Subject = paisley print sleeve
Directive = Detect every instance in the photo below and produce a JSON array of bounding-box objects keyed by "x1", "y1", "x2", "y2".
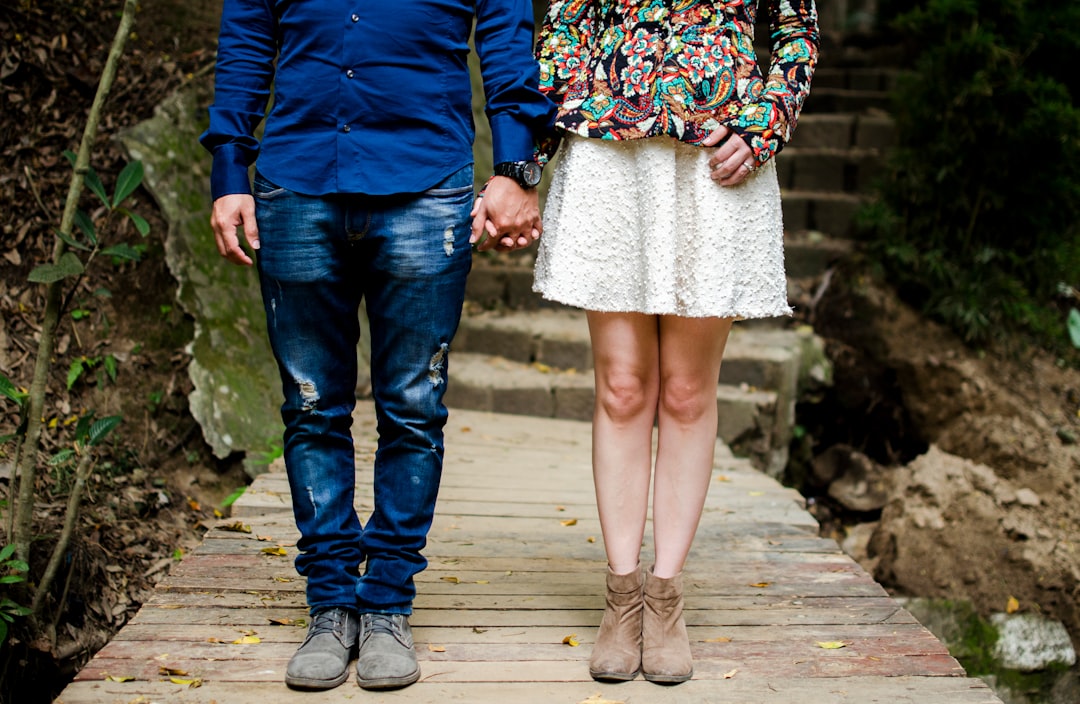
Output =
[{"x1": 724, "y1": 0, "x2": 819, "y2": 165}]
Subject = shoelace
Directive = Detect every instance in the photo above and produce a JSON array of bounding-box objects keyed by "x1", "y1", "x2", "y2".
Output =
[
  {"x1": 307, "y1": 610, "x2": 347, "y2": 640},
  {"x1": 364, "y1": 614, "x2": 399, "y2": 638}
]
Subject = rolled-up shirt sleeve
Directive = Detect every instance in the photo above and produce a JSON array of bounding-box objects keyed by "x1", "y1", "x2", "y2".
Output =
[
  {"x1": 199, "y1": 0, "x2": 277, "y2": 200},
  {"x1": 475, "y1": 0, "x2": 557, "y2": 165}
]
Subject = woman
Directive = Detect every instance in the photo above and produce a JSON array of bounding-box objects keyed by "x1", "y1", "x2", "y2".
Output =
[{"x1": 533, "y1": 0, "x2": 819, "y2": 684}]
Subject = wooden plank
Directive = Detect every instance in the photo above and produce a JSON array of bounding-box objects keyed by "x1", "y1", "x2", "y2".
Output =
[
  {"x1": 56, "y1": 677, "x2": 1005, "y2": 704},
  {"x1": 130, "y1": 600, "x2": 915, "y2": 626},
  {"x1": 110, "y1": 622, "x2": 946, "y2": 647},
  {"x1": 56, "y1": 402, "x2": 1001, "y2": 704},
  {"x1": 74, "y1": 652, "x2": 966, "y2": 683}
]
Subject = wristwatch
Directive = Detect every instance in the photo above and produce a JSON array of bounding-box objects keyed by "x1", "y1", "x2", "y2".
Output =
[{"x1": 493, "y1": 160, "x2": 542, "y2": 189}]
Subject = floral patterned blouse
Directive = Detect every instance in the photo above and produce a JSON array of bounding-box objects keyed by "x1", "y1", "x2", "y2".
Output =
[{"x1": 536, "y1": 0, "x2": 820, "y2": 165}]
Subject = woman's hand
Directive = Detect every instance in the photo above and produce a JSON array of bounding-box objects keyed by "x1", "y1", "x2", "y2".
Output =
[{"x1": 703, "y1": 126, "x2": 757, "y2": 187}]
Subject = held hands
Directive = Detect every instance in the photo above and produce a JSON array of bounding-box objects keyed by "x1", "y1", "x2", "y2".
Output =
[
  {"x1": 211, "y1": 193, "x2": 259, "y2": 266},
  {"x1": 704, "y1": 127, "x2": 757, "y2": 187},
  {"x1": 469, "y1": 176, "x2": 542, "y2": 253}
]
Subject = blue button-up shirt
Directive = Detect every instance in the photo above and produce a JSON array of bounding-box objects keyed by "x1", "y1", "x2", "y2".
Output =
[{"x1": 200, "y1": 0, "x2": 556, "y2": 199}]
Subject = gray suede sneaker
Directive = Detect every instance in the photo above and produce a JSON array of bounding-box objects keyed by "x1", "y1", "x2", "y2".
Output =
[
  {"x1": 355, "y1": 613, "x2": 421, "y2": 690},
  {"x1": 285, "y1": 607, "x2": 359, "y2": 690}
]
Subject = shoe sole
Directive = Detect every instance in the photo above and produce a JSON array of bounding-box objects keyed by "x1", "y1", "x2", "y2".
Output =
[
  {"x1": 356, "y1": 666, "x2": 421, "y2": 690},
  {"x1": 589, "y1": 669, "x2": 640, "y2": 682},
  {"x1": 285, "y1": 670, "x2": 351, "y2": 690},
  {"x1": 643, "y1": 670, "x2": 693, "y2": 684}
]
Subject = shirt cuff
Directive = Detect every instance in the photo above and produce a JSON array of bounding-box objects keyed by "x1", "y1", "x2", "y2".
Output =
[
  {"x1": 209, "y1": 144, "x2": 255, "y2": 201},
  {"x1": 489, "y1": 113, "x2": 538, "y2": 165}
]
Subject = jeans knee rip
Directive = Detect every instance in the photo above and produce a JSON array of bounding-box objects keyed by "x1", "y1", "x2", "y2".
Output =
[
  {"x1": 427, "y1": 344, "x2": 448, "y2": 386},
  {"x1": 442, "y1": 226, "x2": 454, "y2": 256},
  {"x1": 295, "y1": 378, "x2": 319, "y2": 411}
]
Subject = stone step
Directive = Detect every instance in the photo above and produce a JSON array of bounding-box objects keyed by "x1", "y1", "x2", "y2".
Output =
[
  {"x1": 454, "y1": 305, "x2": 832, "y2": 478},
  {"x1": 784, "y1": 231, "x2": 855, "y2": 279},
  {"x1": 776, "y1": 146, "x2": 883, "y2": 194},
  {"x1": 804, "y1": 87, "x2": 892, "y2": 114},
  {"x1": 443, "y1": 351, "x2": 786, "y2": 472},
  {"x1": 810, "y1": 66, "x2": 901, "y2": 92},
  {"x1": 455, "y1": 310, "x2": 821, "y2": 392},
  {"x1": 787, "y1": 113, "x2": 896, "y2": 151},
  {"x1": 780, "y1": 190, "x2": 865, "y2": 239}
]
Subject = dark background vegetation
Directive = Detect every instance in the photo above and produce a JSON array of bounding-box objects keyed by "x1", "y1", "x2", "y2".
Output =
[{"x1": 866, "y1": 0, "x2": 1080, "y2": 353}]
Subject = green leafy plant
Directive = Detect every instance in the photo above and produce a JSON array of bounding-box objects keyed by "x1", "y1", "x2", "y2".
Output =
[
  {"x1": 0, "y1": 545, "x2": 32, "y2": 647},
  {"x1": 863, "y1": 0, "x2": 1080, "y2": 351},
  {"x1": 3, "y1": 0, "x2": 140, "y2": 657}
]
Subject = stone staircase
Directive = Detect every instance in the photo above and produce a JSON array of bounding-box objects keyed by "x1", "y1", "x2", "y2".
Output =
[{"x1": 447, "y1": 55, "x2": 897, "y2": 481}]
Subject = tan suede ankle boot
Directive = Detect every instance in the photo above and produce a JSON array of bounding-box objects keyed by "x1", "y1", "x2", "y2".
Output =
[
  {"x1": 641, "y1": 568, "x2": 692, "y2": 683},
  {"x1": 588, "y1": 565, "x2": 644, "y2": 681}
]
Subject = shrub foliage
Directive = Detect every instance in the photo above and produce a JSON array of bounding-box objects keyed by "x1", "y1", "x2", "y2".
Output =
[{"x1": 864, "y1": 0, "x2": 1080, "y2": 349}]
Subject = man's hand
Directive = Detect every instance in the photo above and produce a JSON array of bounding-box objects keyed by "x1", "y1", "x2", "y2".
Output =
[
  {"x1": 469, "y1": 176, "x2": 542, "y2": 253},
  {"x1": 704, "y1": 127, "x2": 757, "y2": 187},
  {"x1": 211, "y1": 193, "x2": 259, "y2": 266}
]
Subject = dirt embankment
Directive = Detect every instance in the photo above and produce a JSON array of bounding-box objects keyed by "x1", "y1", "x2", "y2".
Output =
[{"x1": 807, "y1": 270, "x2": 1080, "y2": 647}]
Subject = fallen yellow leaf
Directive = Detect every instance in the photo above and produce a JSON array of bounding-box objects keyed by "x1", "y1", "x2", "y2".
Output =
[
  {"x1": 268, "y1": 617, "x2": 295, "y2": 626},
  {"x1": 715, "y1": 475, "x2": 731, "y2": 482},
  {"x1": 273, "y1": 576, "x2": 294, "y2": 583},
  {"x1": 749, "y1": 491, "x2": 765, "y2": 497},
  {"x1": 475, "y1": 580, "x2": 490, "y2": 584},
  {"x1": 427, "y1": 644, "x2": 446, "y2": 652},
  {"x1": 219, "y1": 522, "x2": 252, "y2": 533},
  {"x1": 440, "y1": 576, "x2": 461, "y2": 584},
  {"x1": 816, "y1": 641, "x2": 849, "y2": 649},
  {"x1": 748, "y1": 581, "x2": 771, "y2": 588},
  {"x1": 577, "y1": 695, "x2": 625, "y2": 704},
  {"x1": 704, "y1": 636, "x2": 733, "y2": 643},
  {"x1": 722, "y1": 668, "x2": 739, "y2": 679},
  {"x1": 1006, "y1": 596, "x2": 1020, "y2": 614},
  {"x1": 168, "y1": 677, "x2": 202, "y2": 688},
  {"x1": 577, "y1": 694, "x2": 626, "y2": 704},
  {"x1": 562, "y1": 634, "x2": 580, "y2": 647},
  {"x1": 104, "y1": 675, "x2": 135, "y2": 682},
  {"x1": 158, "y1": 667, "x2": 188, "y2": 676},
  {"x1": 532, "y1": 362, "x2": 552, "y2": 373},
  {"x1": 460, "y1": 426, "x2": 471, "y2": 432},
  {"x1": 587, "y1": 536, "x2": 596, "y2": 543},
  {"x1": 560, "y1": 518, "x2": 578, "y2": 526},
  {"x1": 261, "y1": 546, "x2": 287, "y2": 556},
  {"x1": 232, "y1": 635, "x2": 261, "y2": 644},
  {"x1": 556, "y1": 506, "x2": 566, "y2": 511}
]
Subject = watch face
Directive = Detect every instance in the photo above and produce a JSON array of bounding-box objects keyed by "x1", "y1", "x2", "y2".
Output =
[{"x1": 523, "y1": 161, "x2": 542, "y2": 187}]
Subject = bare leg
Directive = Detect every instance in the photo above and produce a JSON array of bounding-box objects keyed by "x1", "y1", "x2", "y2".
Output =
[
  {"x1": 651, "y1": 316, "x2": 733, "y2": 578},
  {"x1": 586, "y1": 311, "x2": 661, "y2": 575}
]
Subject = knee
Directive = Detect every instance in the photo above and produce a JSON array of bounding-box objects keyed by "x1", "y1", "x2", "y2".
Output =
[
  {"x1": 596, "y1": 369, "x2": 654, "y2": 424},
  {"x1": 659, "y1": 377, "x2": 714, "y2": 425}
]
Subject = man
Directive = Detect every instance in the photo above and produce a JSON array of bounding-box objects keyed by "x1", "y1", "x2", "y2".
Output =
[{"x1": 200, "y1": 0, "x2": 554, "y2": 691}]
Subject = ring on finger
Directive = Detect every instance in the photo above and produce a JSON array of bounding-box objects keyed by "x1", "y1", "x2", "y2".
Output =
[{"x1": 741, "y1": 161, "x2": 754, "y2": 172}]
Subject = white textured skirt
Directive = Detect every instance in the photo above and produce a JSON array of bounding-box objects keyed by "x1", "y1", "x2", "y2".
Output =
[{"x1": 533, "y1": 135, "x2": 791, "y2": 319}]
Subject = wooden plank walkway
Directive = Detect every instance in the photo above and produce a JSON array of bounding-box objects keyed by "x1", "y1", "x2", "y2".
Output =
[{"x1": 57, "y1": 403, "x2": 1002, "y2": 703}]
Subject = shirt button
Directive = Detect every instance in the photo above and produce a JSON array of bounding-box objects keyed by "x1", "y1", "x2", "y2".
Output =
[
  {"x1": 346, "y1": 69, "x2": 355, "y2": 79},
  {"x1": 351, "y1": 13, "x2": 359, "y2": 22},
  {"x1": 343, "y1": 124, "x2": 351, "y2": 133}
]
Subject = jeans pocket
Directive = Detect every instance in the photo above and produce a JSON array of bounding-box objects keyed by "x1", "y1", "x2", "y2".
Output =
[
  {"x1": 422, "y1": 164, "x2": 474, "y2": 198},
  {"x1": 253, "y1": 170, "x2": 289, "y2": 200}
]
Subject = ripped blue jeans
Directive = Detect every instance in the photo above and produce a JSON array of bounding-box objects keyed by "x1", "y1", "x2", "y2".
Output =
[{"x1": 254, "y1": 165, "x2": 473, "y2": 614}]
